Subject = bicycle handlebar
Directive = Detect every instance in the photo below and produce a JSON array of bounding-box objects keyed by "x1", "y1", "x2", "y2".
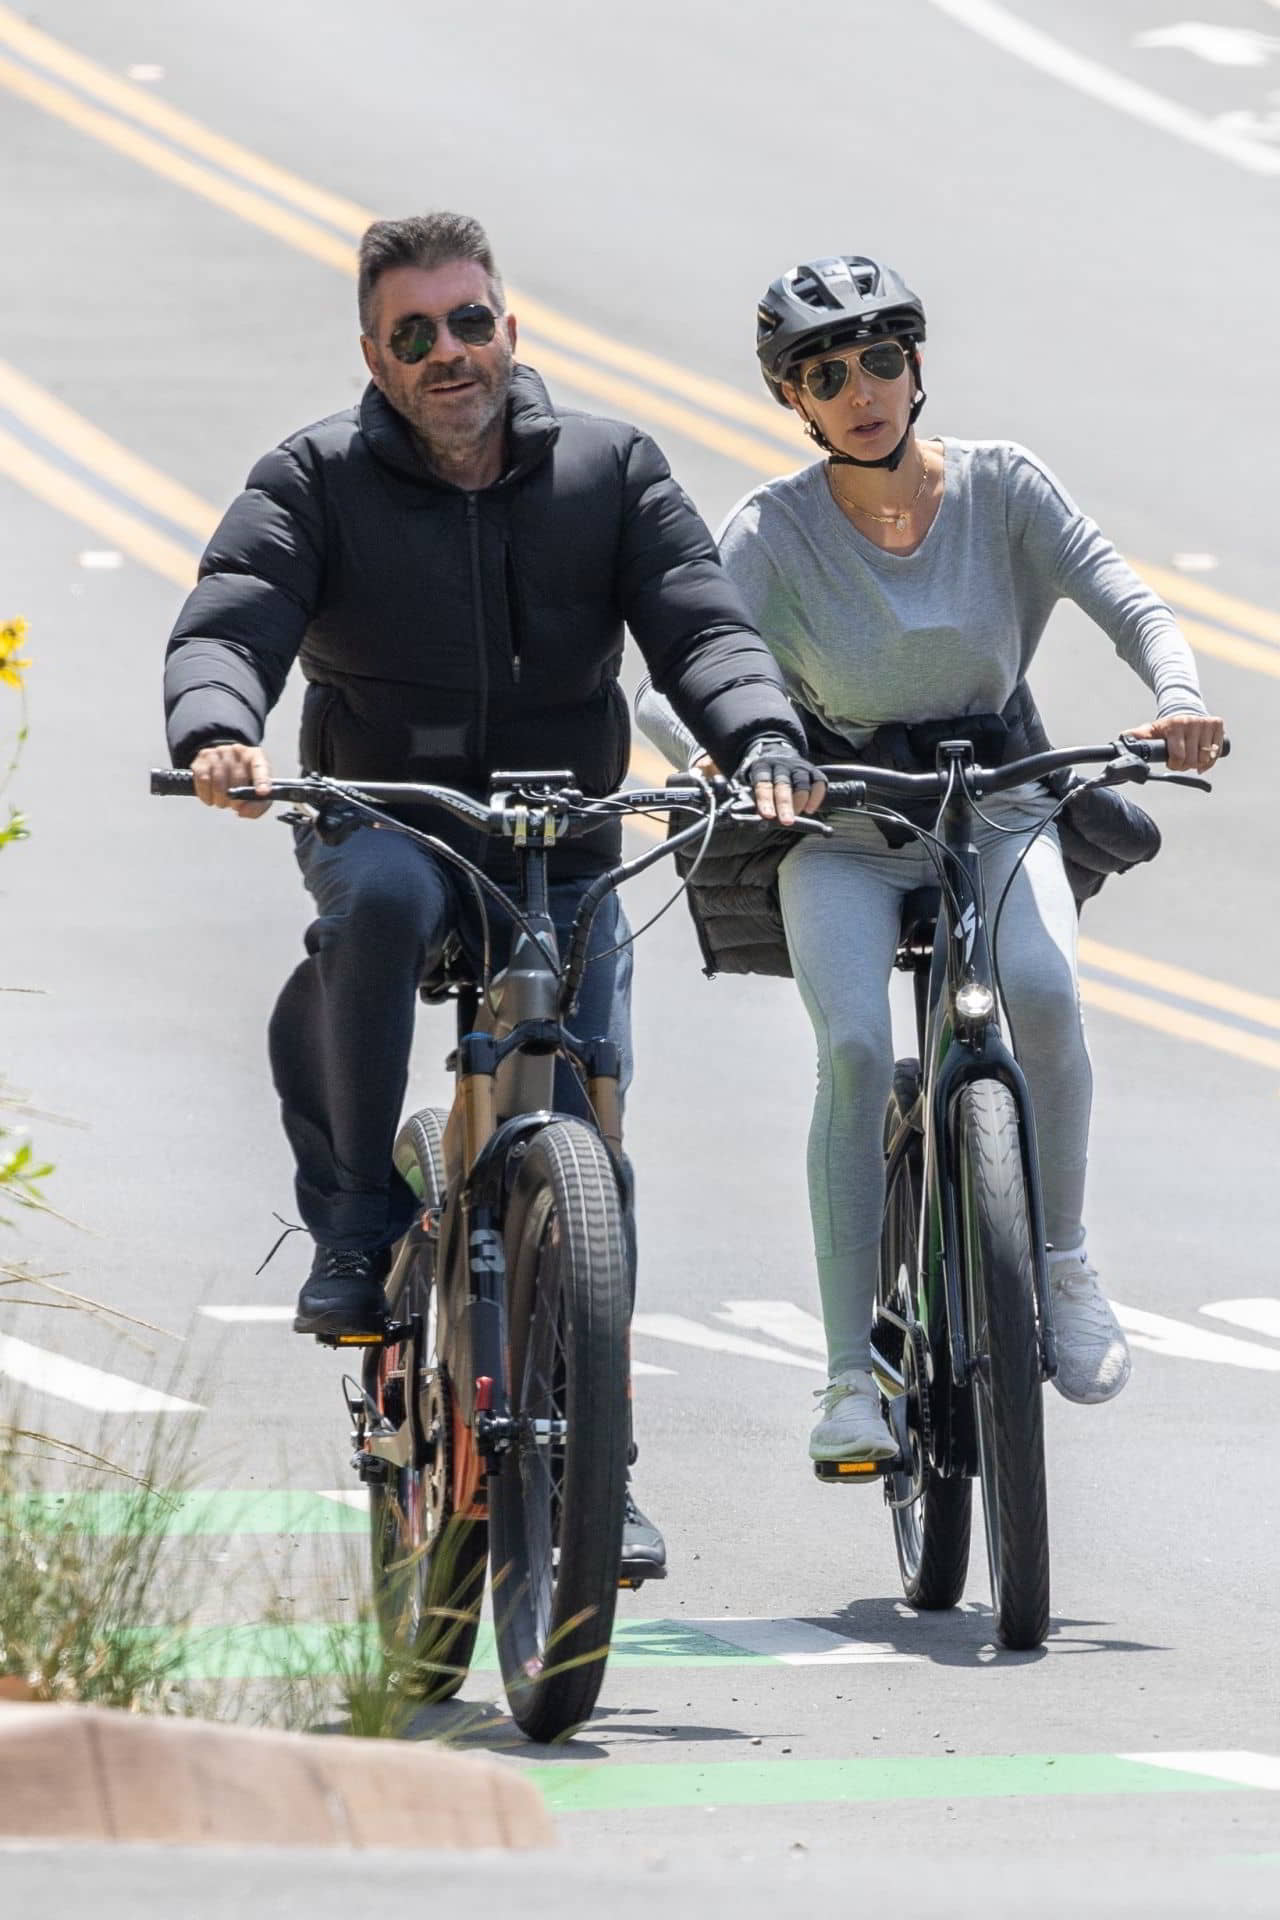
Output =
[{"x1": 152, "y1": 731, "x2": 1229, "y2": 827}]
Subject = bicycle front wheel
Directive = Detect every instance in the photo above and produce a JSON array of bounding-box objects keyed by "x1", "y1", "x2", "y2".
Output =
[
  {"x1": 489, "y1": 1120, "x2": 629, "y2": 1743},
  {"x1": 957, "y1": 1078, "x2": 1050, "y2": 1650}
]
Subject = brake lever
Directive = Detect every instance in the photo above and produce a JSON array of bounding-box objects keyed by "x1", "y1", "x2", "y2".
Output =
[
  {"x1": 1147, "y1": 771, "x2": 1215, "y2": 793},
  {"x1": 724, "y1": 802, "x2": 832, "y2": 836}
]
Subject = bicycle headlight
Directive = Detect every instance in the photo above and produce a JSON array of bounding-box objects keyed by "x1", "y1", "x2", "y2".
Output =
[{"x1": 955, "y1": 982, "x2": 995, "y2": 1023}]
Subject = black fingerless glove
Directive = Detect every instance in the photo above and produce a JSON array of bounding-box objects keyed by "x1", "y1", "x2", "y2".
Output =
[{"x1": 736, "y1": 735, "x2": 825, "y2": 804}]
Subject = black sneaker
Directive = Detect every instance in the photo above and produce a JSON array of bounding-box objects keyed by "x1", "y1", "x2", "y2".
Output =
[
  {"x1": 293, "y1": 1246, "x2": 391, "y2": 1339},
  {"x1": 619, "y1": 1487, "x2": 667, "y2": 1588}
]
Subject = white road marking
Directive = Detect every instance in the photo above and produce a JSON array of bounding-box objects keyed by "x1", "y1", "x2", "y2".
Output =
[
  {"x1": 198, "y1": 1309, "x2": 675, "y2": 1375},
  {"x1": 631, "y1": 1313, "x2": 825, "y2": 1372},
  {"x1": 0, "y1": 1332, "x2": 201, "y2": 1413},
  {"x1": 317, "y1": 1488, "x2": 367, "y2": 1510},
  {"x1": 927, "y1": 0, "x2": 1280, "y2": 175},
  {"x1": 706, "y1": 1616, "x2": 915, "y2": 1666},
  {"x1": 199, "y1": 1304, "x2": 294, "y2": 1322},
  {"x1": 1133, "y1": 26, "x2": 1280, "y2": 70},
  {"x1": 1121, "y1": 1750, "x2": 1280, "y2": 1791},
  {"x1": 716, "y1": 1299, "x2": 827, "y2": 1353},
  {"x1": 1200, "y1": 1298, "x2": 1280, "y2": 1340},
  {"x1": 1113, "y1": 1303, "x2": 1280, "y2": 1372}
]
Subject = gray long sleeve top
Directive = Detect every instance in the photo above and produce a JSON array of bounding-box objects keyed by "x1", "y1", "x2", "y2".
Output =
[{"x1": 636, "y1": 438, "x2": 1207, "y2": 766}]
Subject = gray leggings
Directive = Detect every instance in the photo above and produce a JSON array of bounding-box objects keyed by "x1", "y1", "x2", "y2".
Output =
[{"x1": 778, "y1": 791, "x2": 1092, "y2": 1377}]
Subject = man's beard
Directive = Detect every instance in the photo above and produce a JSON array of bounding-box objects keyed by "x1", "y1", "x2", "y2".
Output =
[{"x1": 397, "y1": 342, "x2": 514, "y2": 462}]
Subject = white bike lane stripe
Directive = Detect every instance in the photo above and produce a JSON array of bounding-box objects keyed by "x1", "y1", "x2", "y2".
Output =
[
  {"x1": 1200, "y1": 1298, "x2": 1280, "y2": 1340},
  {"x1": 927, "y1": 0, "x2": 1280, "y2": 176},
  {"x1": 1119, "y1": 1751, "x2": 1280, "y2": 1792},
  {"x1": 0, "y1": 1332, "x2": 201, "y2": 1412},
  {"x1": 198, "y1": 1297, "x2": 1280, "y2": 1380}
]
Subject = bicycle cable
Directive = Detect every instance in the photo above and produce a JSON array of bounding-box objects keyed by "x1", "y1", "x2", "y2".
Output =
[{"x1": 571, "y1": 773, "x2": 725, "y2": 971}]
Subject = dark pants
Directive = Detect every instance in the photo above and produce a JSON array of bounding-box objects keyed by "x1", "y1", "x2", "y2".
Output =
[{"x1": 269, "y1": 821, "x2": 633, "y2": 1250}]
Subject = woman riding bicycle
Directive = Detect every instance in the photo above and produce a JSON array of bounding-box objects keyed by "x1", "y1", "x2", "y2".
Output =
[{"x1": 638, "y1": 254, "x2": 1224, "y2": 1464}]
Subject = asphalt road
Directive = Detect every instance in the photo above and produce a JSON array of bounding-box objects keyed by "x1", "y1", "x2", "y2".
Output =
[{"x1": 2, "y1": 1, "x2": 1279, "y2": 1910}]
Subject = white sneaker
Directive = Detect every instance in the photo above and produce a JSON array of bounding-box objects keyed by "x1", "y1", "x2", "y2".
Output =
[
  {"x1": 1049, "y1": 1255, "x2": 1131, "y2": 1405},
  {"x1": 809, "y1": 1369, "x2": 897, "y2": 1462}
]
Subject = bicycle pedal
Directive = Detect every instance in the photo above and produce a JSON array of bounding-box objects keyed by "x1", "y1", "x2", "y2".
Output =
[
  {"x1": 813, "y1": 1456, "x2": 901, "y2": 1484},
  {"x1": 310, "y1": 1318, "x2": 409, "y2": 1351}
]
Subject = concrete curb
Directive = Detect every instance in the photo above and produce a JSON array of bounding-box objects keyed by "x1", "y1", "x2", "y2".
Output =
[{"x1": 0, "y1": 1703, "x2": 555, "y2": 1849}]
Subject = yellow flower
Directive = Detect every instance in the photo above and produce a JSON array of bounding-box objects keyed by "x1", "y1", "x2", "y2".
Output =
[{"x1": 0, "y1": 619, "x2": 30, "y2": 690}]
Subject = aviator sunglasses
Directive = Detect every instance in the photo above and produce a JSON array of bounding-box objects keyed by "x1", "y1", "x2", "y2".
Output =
[
  {"x1": 387, "y1": 303, "x2": 498, "y2": 364},
  {"x1": 801, "y1": 339, "x2": 909, "y2": 402}
]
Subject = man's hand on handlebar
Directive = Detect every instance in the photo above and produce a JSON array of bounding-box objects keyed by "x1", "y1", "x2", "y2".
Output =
[
  {"x1": 735, "y1": 736, "x2": 828, "y2": 829},
  {"x1": 1123, "y1": 712, "x2": 1225, "y2": 775},
  {"x1": 190, "y1": 742, "x2": 274, "y2": 818}
]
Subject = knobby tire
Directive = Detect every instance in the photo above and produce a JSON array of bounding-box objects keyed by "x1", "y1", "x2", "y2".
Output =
[{"x1": 490, "y1": 1119, "x2": 629, "y2": 1743}]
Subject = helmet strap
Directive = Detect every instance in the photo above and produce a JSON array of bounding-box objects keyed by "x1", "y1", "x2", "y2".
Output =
[{"x1": 801, "y1": 345, "x2": 927, "y2": 473}]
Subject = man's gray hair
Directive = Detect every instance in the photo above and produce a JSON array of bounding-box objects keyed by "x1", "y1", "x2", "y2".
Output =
[{"x1": 357, "y1": 212, "x2": 505, "y2": 335}]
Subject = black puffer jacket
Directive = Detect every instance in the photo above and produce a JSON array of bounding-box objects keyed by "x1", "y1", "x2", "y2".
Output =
[{"x1": 164, "y1": 366, "x2": 804, "y2": 876}]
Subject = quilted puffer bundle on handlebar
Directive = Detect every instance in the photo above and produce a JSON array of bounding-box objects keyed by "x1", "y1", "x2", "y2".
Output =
[{"x1": 669, "y1": 680, "x2": 1163, "y2": 979}]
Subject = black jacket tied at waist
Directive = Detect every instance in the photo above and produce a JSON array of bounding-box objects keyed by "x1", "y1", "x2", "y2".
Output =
[
  {"x1": 163, "y1": 366, "x2": 805, "y2": 880},
  {"x1": 671, "y1": 682, "x2": 1162, "y2": 978}
]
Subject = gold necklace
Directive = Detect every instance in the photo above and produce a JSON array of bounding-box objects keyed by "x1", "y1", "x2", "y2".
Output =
[{"x1": 831, "y1": 454, "x2": 931, "y2": 532}]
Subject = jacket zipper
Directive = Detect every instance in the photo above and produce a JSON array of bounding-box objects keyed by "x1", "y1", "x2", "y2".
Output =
[
  {"x1": 504, "y1": 542, "x2": 523, "y2": 684},
  {"x1": 465, "y1": 493, "x2": 489, "y2": 759}
]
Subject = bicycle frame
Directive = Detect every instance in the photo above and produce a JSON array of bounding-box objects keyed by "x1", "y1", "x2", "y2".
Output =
[
  {"x1": 374, "y1": 786, "x2": 629, "y2": 1507},
  {"x1": 894, "y1": 742, "x2": 1057, "y2": 1477}
]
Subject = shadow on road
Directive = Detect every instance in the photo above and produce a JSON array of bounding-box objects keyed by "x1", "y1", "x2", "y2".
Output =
[{"x1": 820, "y1": 1597, "x2": 1166, "y2": 1667}]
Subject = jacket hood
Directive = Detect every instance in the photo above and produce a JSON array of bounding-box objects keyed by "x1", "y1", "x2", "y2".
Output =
[{"x1": 357, "y1": 362, "x2": 561, "y2": 488}]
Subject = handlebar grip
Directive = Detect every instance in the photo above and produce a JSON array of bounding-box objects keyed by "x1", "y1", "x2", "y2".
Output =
[
  {"x1": 150, "y1": 769, "x2": 196, "y2": 795},
  {"x1": 1118, "y1": 734, "x2": 1231, "y2": 764}
]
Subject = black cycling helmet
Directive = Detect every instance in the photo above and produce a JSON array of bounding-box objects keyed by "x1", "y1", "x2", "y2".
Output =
[{"x1": 756, "y1": 255, "x2": 927, "y2": 470}]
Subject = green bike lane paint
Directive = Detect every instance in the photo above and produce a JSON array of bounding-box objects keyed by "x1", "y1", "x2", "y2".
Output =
[{"x1": 527, "y1": 1750, "x2": 1280, "y2": 1815}]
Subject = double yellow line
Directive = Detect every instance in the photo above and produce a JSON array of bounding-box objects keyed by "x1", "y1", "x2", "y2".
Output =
[
  {"x1": 11, "y1": 347, "x2": 1278, "y2": 1075},
  {"x1": 3, "y1": 3, "x2": 1279, "y2": 683},
  {"x1": 2, "y1": 7, "x2": 1280, "y2": 1075}
]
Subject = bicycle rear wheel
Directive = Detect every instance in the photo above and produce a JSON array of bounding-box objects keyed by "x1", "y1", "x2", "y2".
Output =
[
  {"x1": 367, "y1": 1108, "x2": 487, "y2": 1698},
  {"x1": 489, "y1": 1120, "x2": 629, "y2": 1743},
  {"x1": 878, "y1": 1059, "x2": 971, "y2": 1610},
  {"x1": 957, "y1": 1078, "x2": 1050, "y2": 1650}
]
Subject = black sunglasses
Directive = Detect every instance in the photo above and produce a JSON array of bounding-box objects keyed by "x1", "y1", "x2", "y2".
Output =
[
  {"x1": 801, "y1": 340, "x2": 908, "y2": 402},
  {"x1": 387, "y1": 303, "x2": 498, "y2": 364}
]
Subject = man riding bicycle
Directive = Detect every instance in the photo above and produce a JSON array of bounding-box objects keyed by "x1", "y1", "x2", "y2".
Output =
[{"x1": 161, "y1": 211, "x2": 824, "y2": 1578}]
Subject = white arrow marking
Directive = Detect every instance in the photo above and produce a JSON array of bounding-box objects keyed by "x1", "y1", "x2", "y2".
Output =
[
  {"x1": 1200, "y1": 1298, "x2": 1280, "y2": 1341},
  {"x1": 707, "y1": 1616, "x2": 915, "y2": 1665},
  {"x1": 631, "y1": 1313, "x2": 825, "y2": 1372},
  {"x1": 716, "y1": 1299, "x2": 827, "y2": 1353},
  {"x1": 1113, "y1": 1304, "x2": 1280, "y2": 1372},
  {"x1": 0, "y1": 1333, "x2": 201, "y2": 1412},
  {"x1": 928, "y1": 0, "x2": 1280, "y2": 174},
  {"x1": 1133, "y1": 26, "x2": 1280, "y2": 69},
  {"x1": 1120, "y1": 1750, "x2": 1280, "y2": 1791}
]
